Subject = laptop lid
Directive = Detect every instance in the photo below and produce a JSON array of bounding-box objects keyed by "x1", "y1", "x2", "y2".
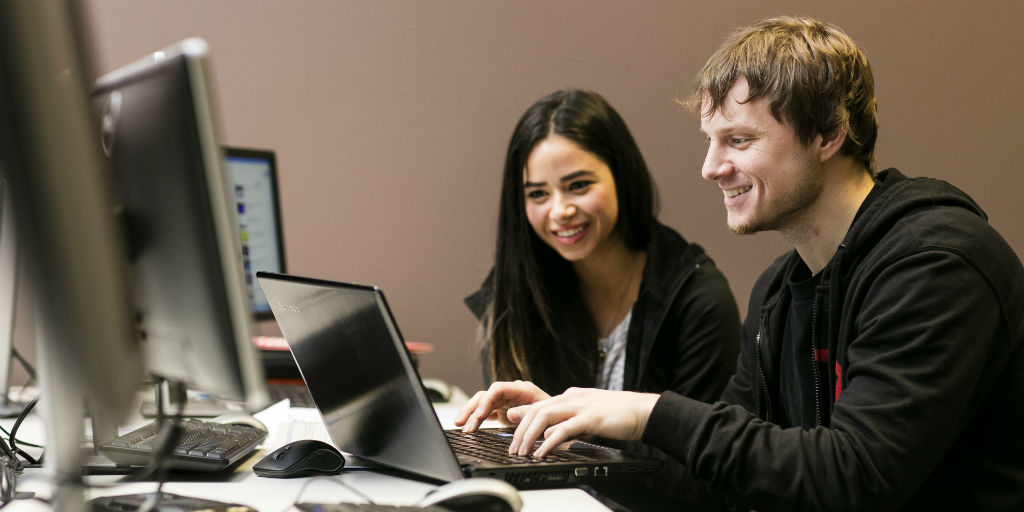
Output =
[
  {"x1": 256, "y1": 271, "x2": 662, "y2": 488},
  {"x1": 256, "y1": 272, "x2": 464, "y2": 483}
]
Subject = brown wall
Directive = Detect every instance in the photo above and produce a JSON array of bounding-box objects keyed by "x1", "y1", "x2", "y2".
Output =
[{"x1": 16, "y1": 1, "x2": 1018, "y2": 395}]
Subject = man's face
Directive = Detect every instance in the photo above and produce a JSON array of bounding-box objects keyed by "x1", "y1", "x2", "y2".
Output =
[{"x1": 699, "y1": 77, "x2": 825, "y2": 235}]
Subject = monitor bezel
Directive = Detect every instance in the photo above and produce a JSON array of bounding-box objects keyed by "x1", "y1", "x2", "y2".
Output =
[{"x1": 223, "y1": 146, "x2": 287, "y2": 321}]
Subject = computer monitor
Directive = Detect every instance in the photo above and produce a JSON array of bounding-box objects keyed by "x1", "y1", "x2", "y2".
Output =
[
  {"x1": 223, "y1": 147, "x2": 286, "y2": 320},
  {"x1": 0, "y1": 1, "x2": 142, "y2": 508},
  {"x1": 91, "y1": 38, "x2": 269, "y2": 411},
  {"x1": 0, "y1": 180, "x2": 28, "y2": 418}
]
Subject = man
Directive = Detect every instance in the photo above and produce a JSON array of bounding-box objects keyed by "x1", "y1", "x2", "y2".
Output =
[{"x1": 457, "y1": 16, "x2": 1024, "y2": 510}]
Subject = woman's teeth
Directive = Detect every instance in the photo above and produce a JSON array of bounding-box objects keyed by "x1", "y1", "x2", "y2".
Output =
[{"x1": 555, "y1": 226, "x2": 585, "y2": 237}]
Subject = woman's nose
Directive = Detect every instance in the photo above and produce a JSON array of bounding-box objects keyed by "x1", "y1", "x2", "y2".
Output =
[{"x1": 555, "y1": 197, "x2": 577, "y2": 218}]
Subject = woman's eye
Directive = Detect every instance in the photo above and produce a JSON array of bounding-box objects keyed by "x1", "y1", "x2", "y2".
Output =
[
  {"x1": 525, "y1": 189, "x2": 547, "y2": 200},
  {"x1": 568, "y1": 180, "x2": 592, "y2": 192}
]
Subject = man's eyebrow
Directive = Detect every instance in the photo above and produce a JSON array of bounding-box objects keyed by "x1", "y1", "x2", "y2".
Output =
[
  {"x1": 702, "y1": 121, "x2": 752, "y2": 137},
  {"x1": 524, "y1": 170, "x2": 595, "y2": 188}
]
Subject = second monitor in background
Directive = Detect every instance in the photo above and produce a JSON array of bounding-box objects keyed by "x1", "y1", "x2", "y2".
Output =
[
  {"x1": 223, "y1": 147, "x2": 286, "y2": 321},
  {"x1": 223, "y1": 147, "x2": 303, "y2": 388}
]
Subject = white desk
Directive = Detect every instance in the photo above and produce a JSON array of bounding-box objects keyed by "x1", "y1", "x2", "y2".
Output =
[
  {"x1": 1, "y1": 396, "x2": 615, "y2": 511},
  {"x1": 9, "y1": 467, "x2": 611, "y2": 511}
]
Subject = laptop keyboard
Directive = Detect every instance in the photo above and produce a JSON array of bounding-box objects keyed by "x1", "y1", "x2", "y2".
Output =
[{"x1": 445, "y1": 428, "x2": 583, "y2": 464}]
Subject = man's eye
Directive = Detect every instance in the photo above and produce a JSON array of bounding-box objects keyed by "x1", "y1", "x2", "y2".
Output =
[{"x1": 731, "y1": 137, "x2": 750, "y2": 145}]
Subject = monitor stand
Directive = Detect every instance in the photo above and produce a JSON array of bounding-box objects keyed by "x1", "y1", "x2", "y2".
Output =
[{"x1": 137, "y1": 381, "x2": 246, "y2": 418}]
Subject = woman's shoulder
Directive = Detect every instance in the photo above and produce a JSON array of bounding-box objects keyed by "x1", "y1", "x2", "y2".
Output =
[
  {"x1": 648, "y1": 222, "x2": 712, "y2": 269},
  {"x1": 463, "y1": 268, "x2": 494, "y2": 320}
]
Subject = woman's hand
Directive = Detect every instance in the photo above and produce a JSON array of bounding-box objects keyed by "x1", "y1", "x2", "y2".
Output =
[
  {"x1": 505, "y1": 387, "x2": 660, "y2": 457},
  {"x1": 454, "y1": 380, "x2": 551, "y2": 432}
]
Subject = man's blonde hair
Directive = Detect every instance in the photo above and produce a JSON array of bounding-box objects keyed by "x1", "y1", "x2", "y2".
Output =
[{"x1": 692, "y1": 16, "x2": 878, "y2": 172}]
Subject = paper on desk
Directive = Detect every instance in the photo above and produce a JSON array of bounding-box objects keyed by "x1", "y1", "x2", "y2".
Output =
[
  {"x1": 253, "y1": 392, "x2": 504, "y2": 454},
  {"x1": 253, "y1": 399, "x2": 332, "y2": 451}
]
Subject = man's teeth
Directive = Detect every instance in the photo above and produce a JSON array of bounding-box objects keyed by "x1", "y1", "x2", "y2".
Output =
[
  {"x1": 725, "y1": 186, "x2": 752, "y2": 198},
  {"x1": 556, "y1": 226, "x2": 585, "y2": 237}
]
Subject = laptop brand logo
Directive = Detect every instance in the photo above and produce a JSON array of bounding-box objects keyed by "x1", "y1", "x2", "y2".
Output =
[{"x1": 277, "y1": 302, "x2": 301, "y2": 313}]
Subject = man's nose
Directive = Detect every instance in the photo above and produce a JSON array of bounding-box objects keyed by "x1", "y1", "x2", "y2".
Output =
[{"x1": 702, "y1": 142, "x2": 731, "y2": 182}]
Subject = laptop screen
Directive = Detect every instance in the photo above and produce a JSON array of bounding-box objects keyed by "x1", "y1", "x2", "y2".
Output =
[{"x1": 256, "y1": 273, "x2": 464, "y2": 482}]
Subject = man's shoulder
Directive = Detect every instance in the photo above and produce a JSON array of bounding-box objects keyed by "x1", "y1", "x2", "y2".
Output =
[
  {"x1": 875, "y1": 191, "x2": 1010, "y2": 264},
  {"x1": 854, "y1": 179, "x2": 1024, "y2": 322},
  {"x1": 854, "y1": 169, "x2": 1007, "y2": 263}
]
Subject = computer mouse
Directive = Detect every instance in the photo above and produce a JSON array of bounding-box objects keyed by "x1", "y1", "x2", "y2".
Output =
[
  {"x1": 416, "y1": 478, "x2": 523, "y2": 512},
  {"x1": 253, "y1": 439, "x2": 345, "y2": 478}
]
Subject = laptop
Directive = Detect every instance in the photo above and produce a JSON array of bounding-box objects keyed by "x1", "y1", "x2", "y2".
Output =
[{"x1": 256, "y1": 271, "x2": 662, "y2": 489}]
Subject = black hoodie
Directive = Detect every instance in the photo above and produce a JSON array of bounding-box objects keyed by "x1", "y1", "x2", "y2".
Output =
[
  {"x1": 464, "y1": 221, "x2": 740, "y2": 399},
  {"x1": 643, "y1": 169, "x2": 1024, "y2": 511}
]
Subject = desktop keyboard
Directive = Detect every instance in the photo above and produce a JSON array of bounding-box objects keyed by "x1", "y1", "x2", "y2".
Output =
[
  {"x1": 100, "y1": 418, "x2": 267, "y2": 471},
  {"x1": 91, "y1": 492, "x2": 257, "y2": 511}
]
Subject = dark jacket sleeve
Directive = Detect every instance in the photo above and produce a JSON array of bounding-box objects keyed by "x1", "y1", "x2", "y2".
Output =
[{"x1": 643, "y1": 249, "x2": 1009, "y2": 511}]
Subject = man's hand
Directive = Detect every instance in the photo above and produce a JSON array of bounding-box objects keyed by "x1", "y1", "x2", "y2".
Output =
[
  {"x1": 505, "y1": 387, "x2": 660, "y2": 458},
  {"x1": 454, "y1": 380, "x2": 551, "y2": 432}
]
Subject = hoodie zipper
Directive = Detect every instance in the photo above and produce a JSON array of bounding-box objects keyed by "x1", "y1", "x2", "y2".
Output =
[
  {"x1": 755, "y1": 313, "x2": 773, "y2": 421},
  {"x1": 810, "y1": 299, "x2": 824, "y2": 427}
]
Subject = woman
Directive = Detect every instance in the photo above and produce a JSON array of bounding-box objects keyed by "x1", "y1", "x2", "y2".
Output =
[{"x1": 459, "y1": 90, "x2": 741, "y2": 432}]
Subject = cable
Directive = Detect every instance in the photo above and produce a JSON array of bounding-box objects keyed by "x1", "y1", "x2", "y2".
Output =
[
  {"x1": 0, "y1": 438, "x2": 17, "y2": 470},
  {"x1": 0, "y1": 426, "x2": 40, "y2": 450},
  {"x1": 8, "y1": 395, "x2": 38, "y2": 465}
]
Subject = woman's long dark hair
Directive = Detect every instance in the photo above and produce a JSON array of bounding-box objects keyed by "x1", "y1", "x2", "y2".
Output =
[{"x1": 486, "y1": 89, "x2": 658, "y2": 394}]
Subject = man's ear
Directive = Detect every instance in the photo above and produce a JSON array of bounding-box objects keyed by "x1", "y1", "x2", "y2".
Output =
[{"x1": 818, "y1": 127, "x2": 848, "y2": 162}]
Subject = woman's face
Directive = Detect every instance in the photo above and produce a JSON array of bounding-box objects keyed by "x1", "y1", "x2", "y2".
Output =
[{"x1": 522, "y1": 134, "x2": 621, "y2": 264}]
